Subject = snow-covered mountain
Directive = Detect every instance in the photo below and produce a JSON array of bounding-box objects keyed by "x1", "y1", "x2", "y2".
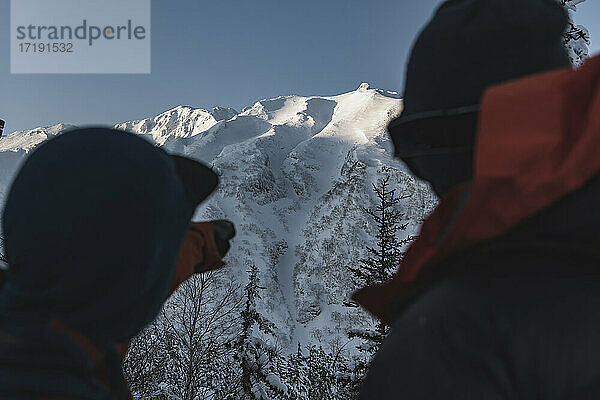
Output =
[
  {"x1": 0, "y1": 124, "x2": 78, "y2": 205},
  {"x1": 115, "y1": 106, "x2": 238, "y2": 146},
  {"x1": 0, "y1": 83, "x2": 437, "y2": 352},
  {"x1": 0, "y1": 123, "x2": 76, "y2": 153}
]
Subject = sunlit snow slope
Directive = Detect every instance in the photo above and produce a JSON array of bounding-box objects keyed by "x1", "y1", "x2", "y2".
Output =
[{"x1": 0, "y1": 84, "x2": 437, "y2": 351}]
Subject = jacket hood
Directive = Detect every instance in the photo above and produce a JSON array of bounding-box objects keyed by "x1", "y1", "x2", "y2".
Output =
[
  {"x1": 0, "y1": 128, "x2": 211, "y2": 345},
  {"x1": 354, "y1": 54, "x2": 600, "y2": 324}
]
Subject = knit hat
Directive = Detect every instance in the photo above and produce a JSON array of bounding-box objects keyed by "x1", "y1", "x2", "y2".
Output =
[
  {"x1": 400, "y1": 0, "x2": 571, "y2": 121},
  {"x1": 389, "y1": 0, "x2": 572, "y2": 196}
]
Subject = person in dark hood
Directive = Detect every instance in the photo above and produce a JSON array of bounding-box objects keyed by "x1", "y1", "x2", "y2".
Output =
[
  {"x1": 353, "y1": 0, "x2": 600, "y2": 398},
  {"x1": 0, "y1": 128, "x2": 235, "y2": 399}
]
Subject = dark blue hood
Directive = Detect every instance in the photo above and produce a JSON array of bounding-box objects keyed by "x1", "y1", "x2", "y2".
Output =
[{"x1": 0, "y1": 128, "x2": 211, "y2": 345}]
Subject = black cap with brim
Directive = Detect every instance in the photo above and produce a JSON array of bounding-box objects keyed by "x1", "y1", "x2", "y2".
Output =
[{"x1": 170, "y1": 155, "x2": 219, "y2": 206}]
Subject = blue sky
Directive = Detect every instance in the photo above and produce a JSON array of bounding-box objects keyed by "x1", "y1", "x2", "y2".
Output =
[{"x1": 1, "y1": 0, "x2": 599, "y2": 133}]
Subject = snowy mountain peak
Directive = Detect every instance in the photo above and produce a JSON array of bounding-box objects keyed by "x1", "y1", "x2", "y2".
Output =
[
  {"x1": 240, "y1": 96, "x2": 298, "y2": 121},
  {"x1": 115, "y1": 105, "x2": 238, "y2": 145},
  {"x1": 210, "y1": 106, "x2": 239, "y2": 121},
  {"x1": 0, "y1": 123, "x2": 76, "y2": 153},
  {"x1": 357, "y1": 82, "x2": 371, "y2": 91}
]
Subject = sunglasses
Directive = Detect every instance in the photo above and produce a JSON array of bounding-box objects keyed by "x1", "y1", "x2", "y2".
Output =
[{"x1": 387, "y1": 105, "x2": 480, "y2": 158}]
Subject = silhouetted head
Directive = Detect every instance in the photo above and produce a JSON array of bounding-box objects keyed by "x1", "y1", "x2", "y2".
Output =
[
  {"x1": 389, "y1": 0, "x2": 572, "y2": 197},
  {"x1": 0, "y1": 128, "x2": 218, "y2": 346}
]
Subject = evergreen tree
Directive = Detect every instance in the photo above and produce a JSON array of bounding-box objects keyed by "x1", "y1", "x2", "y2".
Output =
[
  {"x1": 341, "y1": 169, "x2": 415, "y2": 397},
  {"x1": 0, "y1": 235, "x2": 6, "y2": 264},
  {"x1": 235, "y1": 264, "x2": 287, "y2": 399},
  {"x1": 559, "y1": 0, "x2": 590, "y2": 66},
  {"x1": 349, "y1": 173, "x2": 411, "y2": 288},
  {"x1": 0, "y1": 235, "x2": 7, "y2": 289},
  {"x1": 282, "y1": 343, "x2": 310, "y2": 400},
  {"x1": 305, "y1": 346, "x2": 337, "y2": 400},
  {"x1": 347, "y1": 169, "x2": 413, "y2": 355},
  {"x1": 282, "y1": 342, "x2": 360, "y2": 400}
]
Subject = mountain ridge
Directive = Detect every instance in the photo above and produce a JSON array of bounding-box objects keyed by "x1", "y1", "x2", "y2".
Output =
[{"x1": 0, "y1": 84, "x2": 436, "y2": 353}]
